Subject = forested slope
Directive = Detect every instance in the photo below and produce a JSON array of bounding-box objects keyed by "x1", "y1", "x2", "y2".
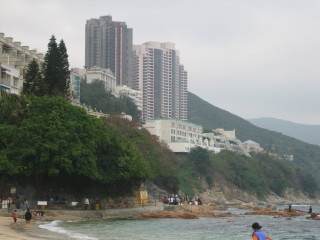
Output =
[
  {"x1": 188, "y1": 92, "x2": 320, "y2": 185},
  {"x1": 0, "y1": 92, "x2": 179, "y2": 197}
]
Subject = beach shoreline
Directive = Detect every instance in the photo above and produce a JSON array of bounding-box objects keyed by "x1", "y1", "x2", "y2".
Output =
[
  {"x1": 0, "y1": 216, "x2": 81, "y2": 240},
  {"x1": 0, "y1": 203, "x2": 317, "y2": 240}
]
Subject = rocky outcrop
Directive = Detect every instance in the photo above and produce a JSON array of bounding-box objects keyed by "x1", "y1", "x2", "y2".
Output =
[
  {"x1": 197, "y1": 183, "x2": 320, "y2": 205},
  {"x1": 137, "y1": 205, "x2": 232, "y2": 219},
  {"x1": 244, "y1": 206, "x2": 305, "y2": 218}
]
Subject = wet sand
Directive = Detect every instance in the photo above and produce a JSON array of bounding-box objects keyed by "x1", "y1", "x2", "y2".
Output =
[{"x1": 0, "y1": 216, "x2": 74, "y2": 240}]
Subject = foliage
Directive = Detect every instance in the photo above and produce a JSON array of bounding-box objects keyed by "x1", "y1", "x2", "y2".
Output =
[
  {"x1": 57, "y1": 39, "x2": 70, "y2": 95},
  {"x1": 23, "y1": 60, "x2": 44, "y2": 96},
  {"x1": 0, "y1": 90, "x2": 30, "y2": 125},
  {"x1": 80, "y1": 80, "x2": 141, "y2": 121},
  {"x1": 0, "y1": 92, "x2": 178, "y2": 196},
  {"x1": 42, "y1": 35, "x2": 70, "y2": 97},
  {"x1": 188, "y1": 91, "x2": 320, "y2": 185},
  {"x1": 179, "y1": 147, "x2": 318, "y2": 198}
]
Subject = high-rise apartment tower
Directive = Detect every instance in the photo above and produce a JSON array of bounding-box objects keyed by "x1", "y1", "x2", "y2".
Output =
[
  {"x1": 85, "y1": 15, "x2": 132, "y2": 86},
  {"x1": 132, "y1": 42, "x2": 188, "y2": 121}
]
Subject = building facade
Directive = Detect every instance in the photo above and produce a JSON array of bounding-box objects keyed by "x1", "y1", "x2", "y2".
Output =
[
  {"x1": 132, "y1": 42, "x2": 188, "y2": 121},
  {"x1": 143, "y1": 119, "x2": 221, "y2": 153},
  {"x1": 86, "y1": 67, "x2": 116, "y2": 93},
  {"x1": 0, "y1": 33, "x2": 44, "y2": 94},
  {"x1": 85, "y1": 15, "x2": 132, "y2": 86},
  {"x1": 70, "y1": 68, "x2": 84, "y2": 103}
]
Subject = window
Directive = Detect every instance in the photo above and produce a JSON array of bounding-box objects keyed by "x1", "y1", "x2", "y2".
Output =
[{"x1": 13, "y1": 77, "x2": 19, "y2": 87}]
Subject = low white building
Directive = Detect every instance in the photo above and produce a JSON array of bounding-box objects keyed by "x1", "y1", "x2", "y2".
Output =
[
  {"x1": 86, "y1": 67, "x2": 116, "y2": 93},
  {"x1": 143, "y1": 119, "x2": 223, "y2": 153},
  {"x1": 213, "y1": 128, "x2": 236, "y2": 139},
  {"x1": 115, "y1": 85, "x2": 142, "y2": 112},
  {"x1": 242, "y1": 140, "x2": 263, "y2": 152}
]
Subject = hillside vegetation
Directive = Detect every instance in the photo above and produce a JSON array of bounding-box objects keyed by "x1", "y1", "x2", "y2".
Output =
[
  {"x1": 0, "y1": 90, "x2": 318, "y2": 201},
  {"x1": 188, "y1": 92, "x2": 320, "y2": 185},
  {"x1": 249, "y1": 117, "x2": 320, "y2": 146},
  {"x1": 179, "y1": 147, "x2": 318, "y2": 198},
  {"x1": 80, "y1": 80, "x2": 141, "y2": 121},
  {"x1": 0, "y1": 91, "x2": 179, "y2": 197}
]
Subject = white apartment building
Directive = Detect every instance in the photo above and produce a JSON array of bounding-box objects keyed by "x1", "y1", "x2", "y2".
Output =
[
  {"x1": 0, "y1": 33, "x2": 44, "y2": 94},
  {"x1": 86, "y1": 67, "x2": 116, "y2": 93},
  {"x1": 143, "y1": 119, "x2": 222, "y2": 153},
  {"x1": 115, "y1": 85, "x2": 142, "y2": 112},
  {"x1": 132, "y1": 42, "x2": 188, "y2": 121},
  {"x1": 242, "y1": 140, "x2": 263, "y2": 152},
  {"x1": 213, "y1": 128, "x2": 236, "y2": 139}
]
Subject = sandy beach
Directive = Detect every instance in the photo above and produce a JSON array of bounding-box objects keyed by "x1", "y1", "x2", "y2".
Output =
[
  {"x1": 0, "y1": 216, "x2": 44, "y2": 240},
  {"x1": 0, "y1": 215, "x2": 78, "y2": 240}
]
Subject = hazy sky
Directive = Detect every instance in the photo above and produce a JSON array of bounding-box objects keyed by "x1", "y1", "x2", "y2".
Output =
[{"x1": 1, "y1": 0, "x2": 319, "y2": 124}]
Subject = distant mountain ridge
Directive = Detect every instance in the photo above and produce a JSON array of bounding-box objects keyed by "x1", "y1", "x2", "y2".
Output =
[
  {"x1": 248, "y1": 117, "x2": 320, "y2": 146},
  {"x1": 187, "y1": 92, "x2": 320, "y2": 185}
]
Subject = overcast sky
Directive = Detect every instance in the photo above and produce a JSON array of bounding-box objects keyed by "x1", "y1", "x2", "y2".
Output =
[{"x1": 1, "y1": 0, "x2": 319, "y2": 125}]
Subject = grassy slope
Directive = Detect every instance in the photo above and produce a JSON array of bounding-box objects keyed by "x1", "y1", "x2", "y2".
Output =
[{"x1": 188, "y1": 92, "x2": 320, "y2": 184}]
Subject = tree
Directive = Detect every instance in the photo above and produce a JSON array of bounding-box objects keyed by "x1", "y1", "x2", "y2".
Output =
[
  {"x1": 23, "y1": 60, "x2": 43, "y2": 96},
  {"x1": 42, "y1": 35, "x2": 70, "y2": 97},
  {"x1": 58, "y1": 39, "x2": 70, "y2": 96},
  {"x1": 80, "y1": 80, "x2": 141, "y2": 121}
]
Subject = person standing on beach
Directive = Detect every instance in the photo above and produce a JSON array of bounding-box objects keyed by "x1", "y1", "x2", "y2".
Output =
[
  {"x1": 252, "y1": 222, "x2": 273, "y2": 240},
  {"x1": 84, "y1": 198, "x2": 89, "y2": 210},
  {"x1": 12, "y1": 210, "x2": 17, "y2": 226},
  {"x1": 25, "y1": 208, "x2": 32, "y2": 228}
]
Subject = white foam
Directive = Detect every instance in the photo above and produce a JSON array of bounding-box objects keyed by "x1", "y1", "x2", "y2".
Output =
[{"x1": 39, "y1": 220, "x2": 99, "y2": 240}]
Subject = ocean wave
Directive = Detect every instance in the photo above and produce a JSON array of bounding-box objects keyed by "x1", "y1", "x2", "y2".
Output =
[{"x1": 39, "y1": 220, "x2": 99, "y2": 240}]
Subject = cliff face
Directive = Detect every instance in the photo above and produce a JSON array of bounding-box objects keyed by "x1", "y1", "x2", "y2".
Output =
[
  {"x1": 198, "y1": 184, "x2": 320, "y2": 205},
  {"x1": 144, "y1": 180, "x2": 318, "y2": 205}
]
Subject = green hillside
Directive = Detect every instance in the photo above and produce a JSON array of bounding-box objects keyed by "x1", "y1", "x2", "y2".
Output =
[
  {"x1": 188, "y1": 92, "x2": 320, "y2": 185},
  {"x1": 0, "y1": 92, "x2": 179, "y2": 197},
  {"x1": 249, "y1": 117, "x2": 320, "y2": 146}
]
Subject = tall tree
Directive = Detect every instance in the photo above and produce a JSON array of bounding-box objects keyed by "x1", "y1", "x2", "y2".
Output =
[
  {"x1": 43, "y1": 35, "x2": 60, "y2": 96},
  {"x1": 58, "y1": 39, "x2": 70, "y2": 97},
  {"x1": 42, "y1": 35, "x2": 70, "y2": 97},
  {"x1": 23, "y1": 60, "x2": 43, "y2": 95}
]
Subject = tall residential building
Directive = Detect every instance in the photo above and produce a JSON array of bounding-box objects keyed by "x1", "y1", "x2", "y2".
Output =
[
  {"x1": 132, "y1": 42, "x2": 188, "y2": 121},
  {"x1": 0, "y1": 33, "x2": 44, "y2": 94},
  {"x1": 85, "y1": 15, "x2": 132, "y2": 86}
]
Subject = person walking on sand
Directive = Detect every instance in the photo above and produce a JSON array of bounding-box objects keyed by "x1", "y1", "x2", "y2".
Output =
[
  {"x1": 12, "y1": 210, "x2": 17, "y2": 227},
  {"x1": 25, "y1": 208, "x2": 32, "y2": 228},
  {"x1": 252, "y1": 222, "x2": 272, "y2": 240}
]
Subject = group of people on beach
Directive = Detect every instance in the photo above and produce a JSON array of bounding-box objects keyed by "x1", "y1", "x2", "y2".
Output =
[
  {"x1": 12, "y1": 208, "x2": 32, "y2": 228},
  {"x1": 162, "y1": 194, "x2": 202, "y2": 206}
]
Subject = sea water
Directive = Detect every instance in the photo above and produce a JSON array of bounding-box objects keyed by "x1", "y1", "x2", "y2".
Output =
[{"x1": 39, "y1": 205, "x2": 320, "y2": 240}]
